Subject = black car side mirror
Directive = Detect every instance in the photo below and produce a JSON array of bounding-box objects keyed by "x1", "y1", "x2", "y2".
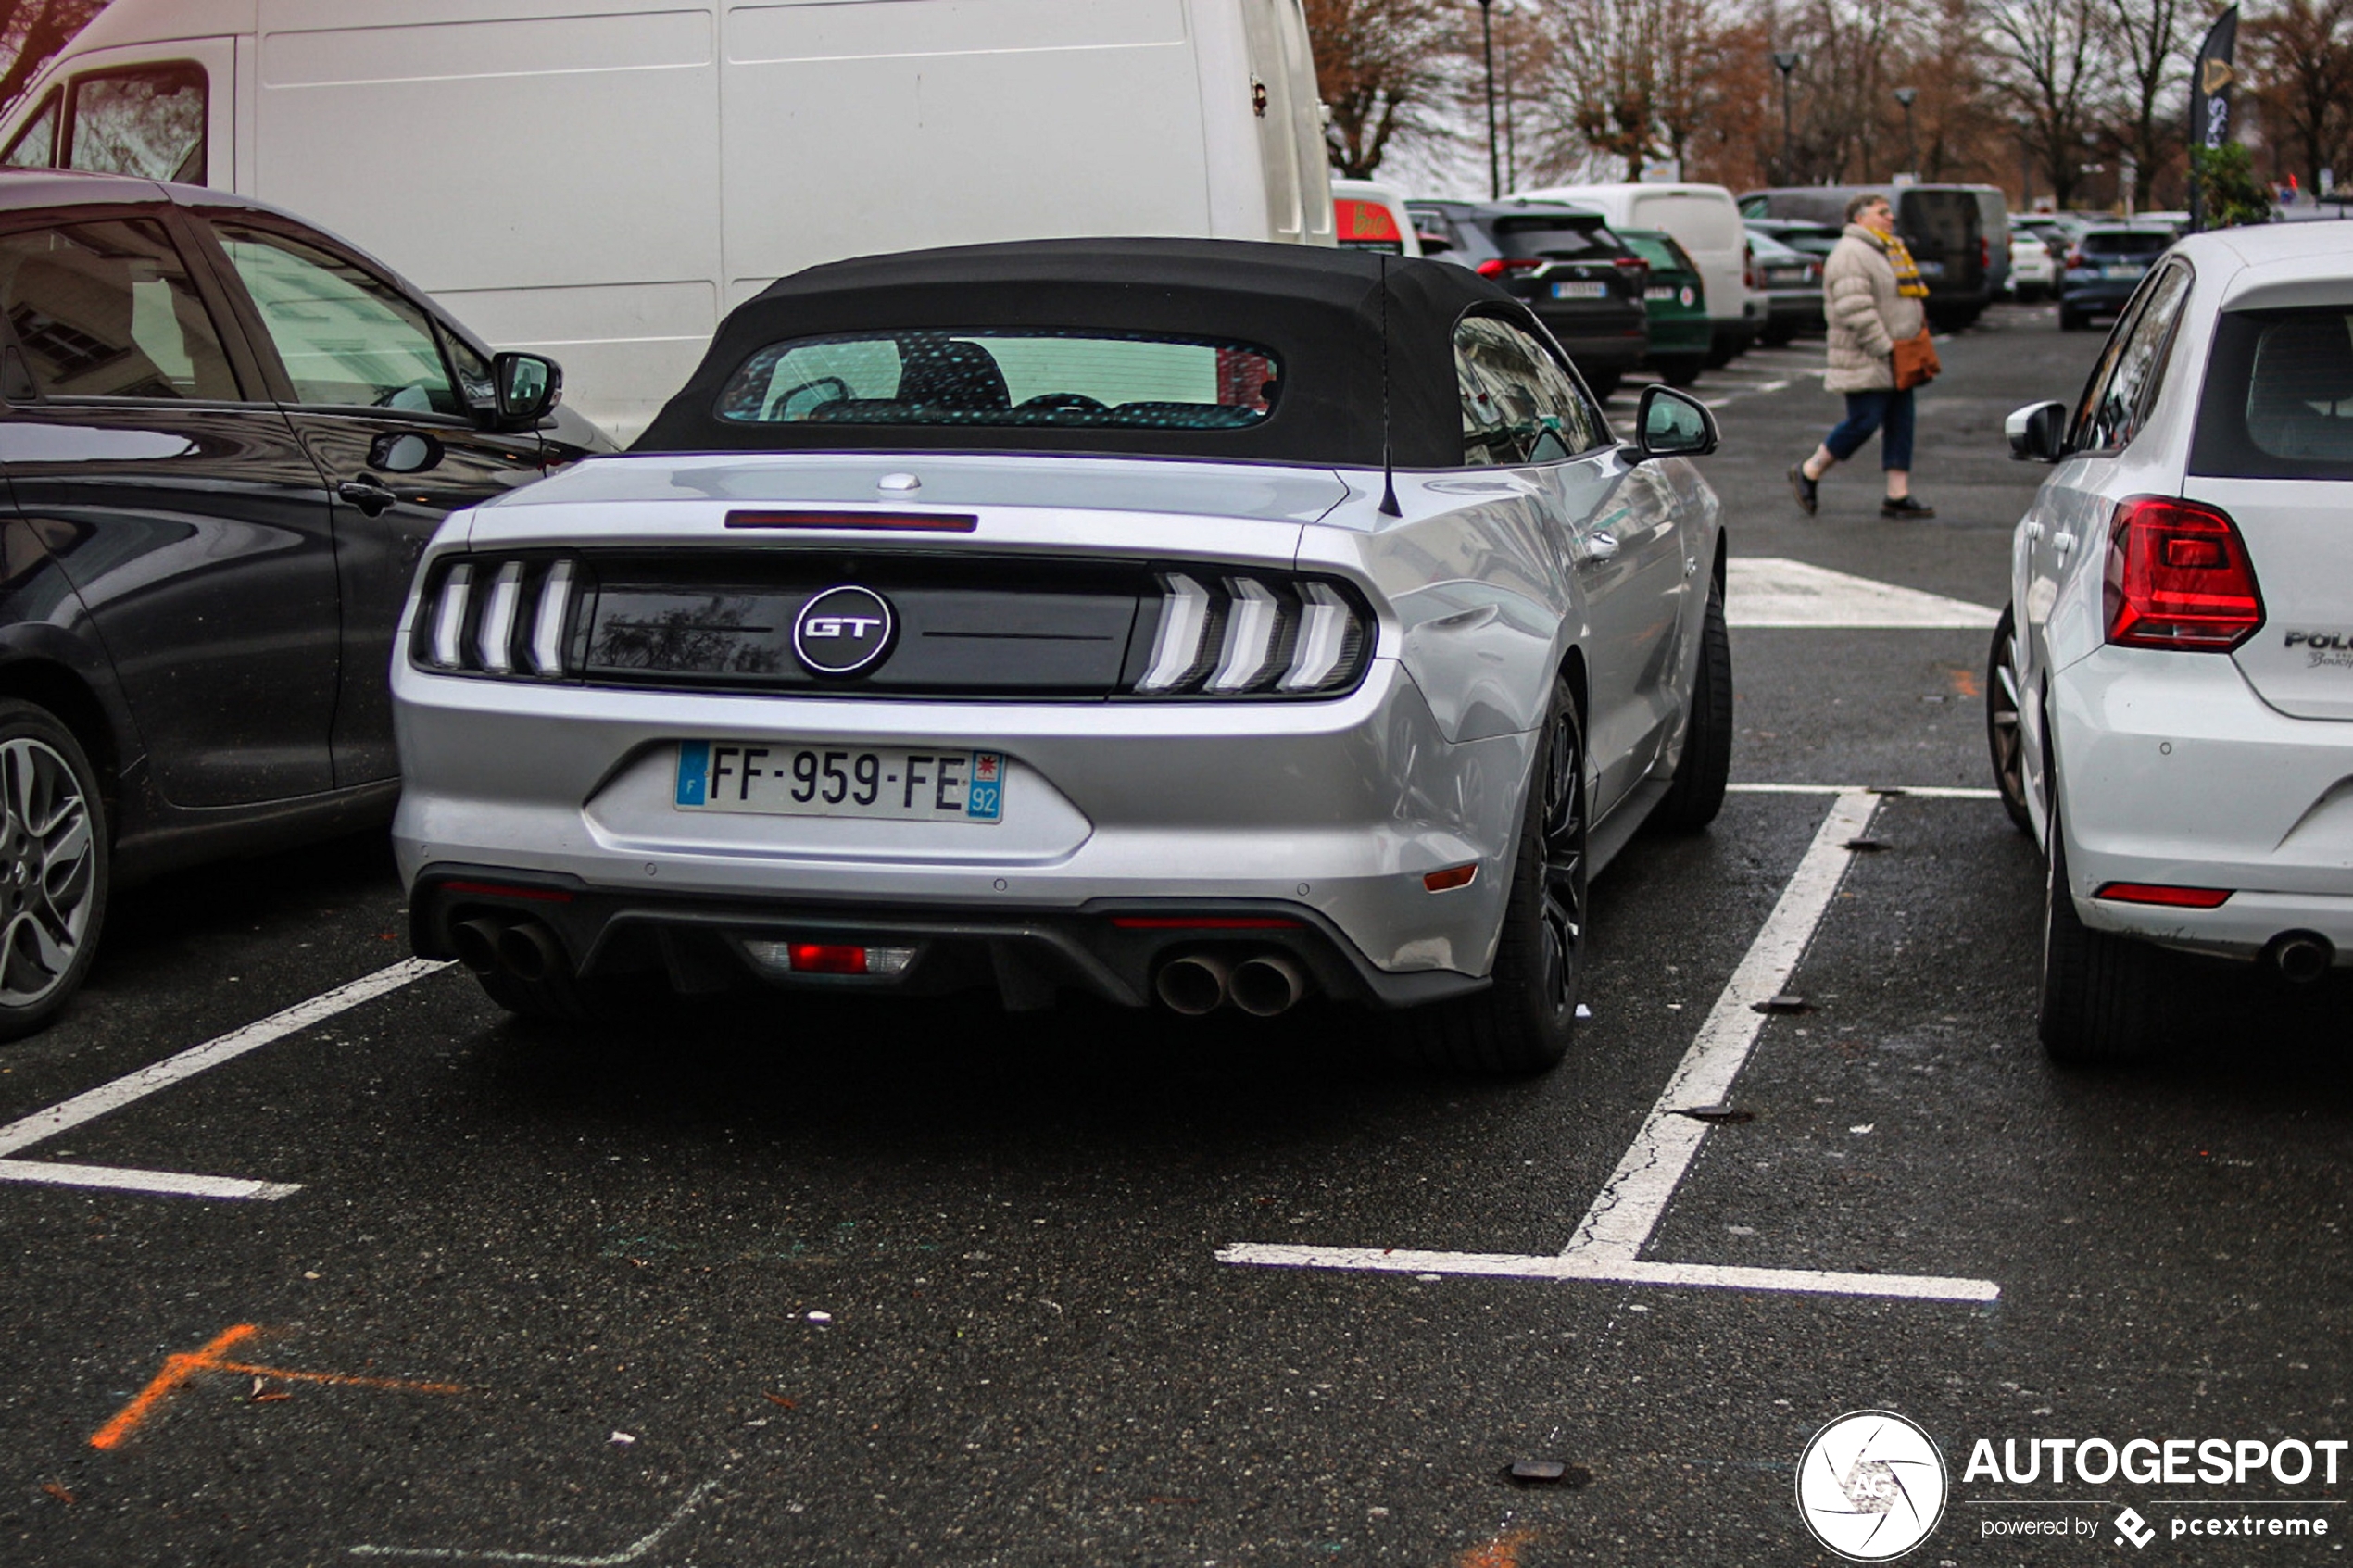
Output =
[
  {"x1": 1416, "y1": 231, "x2": 1453, "y2": 254},
  {"x1": 493, "y1": 351, "x2": 562, "y2": 426},
  {"x1": 2007, "y1": 399, "x2": 2068, "y2": 462},
  {"x1": 1630, "y1": 384, "x2": 1718, "y2": 461}
]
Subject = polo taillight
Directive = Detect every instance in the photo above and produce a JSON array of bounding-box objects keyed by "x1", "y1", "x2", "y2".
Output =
[
  {"x1": 2103, "y1": 496, "x2": 2264, "y2": 651},
  {"x1": 1477, "y1": 257, "x2": 1544, "y2": 279}
]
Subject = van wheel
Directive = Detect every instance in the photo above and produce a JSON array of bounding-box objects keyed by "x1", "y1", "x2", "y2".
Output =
[
  {"x1": 1986, "y1": 606, "x2": 2032, "y2": 833},
  {"x1": 1392, "y1": 678, "x2": 1584, "y2": 1073},
  {"x1": 1655, "y1": 356, "x2": 1705, "y2": 388},
  {"x1": 1652, "y1": 573, "x2": 1732, "y2": 832},
  {"x1": 2038, "y1": 804, "x2": 2163, "y2": 1064},
  {"x1": 0, "y1": 701, "x2": 107, "y2": 1041}
]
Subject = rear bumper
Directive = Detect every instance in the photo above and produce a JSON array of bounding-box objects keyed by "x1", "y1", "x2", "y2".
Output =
[
  {"x1": 409, "y1": 873, "x2": 1489, "y2": 1010},
  {"x1": 1541, "y1": 322, "x2": 1648, "y2": 374},
  {"x1": 1765, "y1": 295, "x2": 1825, "y2": 332},
  {"x1": 2062, "y1": 278, "x2": 2140, "y2": 313},
  {"x1": 2055, "y1": 647, "x2": 2353, "y2": 963}
]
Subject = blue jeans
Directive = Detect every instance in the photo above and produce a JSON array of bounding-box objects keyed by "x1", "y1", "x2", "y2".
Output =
[{"x1": 1823, "y1": 387, "x2": 1916, "y2": 471}]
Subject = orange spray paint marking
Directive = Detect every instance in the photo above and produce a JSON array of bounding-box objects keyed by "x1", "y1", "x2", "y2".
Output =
[
  {"x1": 1456, "y1": 1526, "x2": 1539, "y2": 1568},
  {"x1": 1948, "y1": 667, "x2": 1982, "y2": 699},
  {"x1": 89, "y1": 1324, "x2": 463, "y2": 1450}
]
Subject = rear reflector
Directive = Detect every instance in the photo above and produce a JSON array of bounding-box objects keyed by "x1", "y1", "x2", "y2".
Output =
[
  {"x1": 1108, "y1": 916, "x2": 1302, "y2": 930},
  {"x1": 724, "y1": 510, "x2": 978, "y2": 532},
  {"x1": 1423, "y1": 864, "x2": 1478, "y2": 892},
  {"x1": 742, "y1": 940, "x2": 916, "y2": 976},
  {"x1": 2094, "y1": 882, "x2": 2233, "y2": 909},
  {"x1": 2104, "y1": 495, "x2": 2264, "y2": 651}
]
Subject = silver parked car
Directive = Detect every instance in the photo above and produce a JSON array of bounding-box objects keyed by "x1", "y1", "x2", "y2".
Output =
[{"x1": 389, "y1": 240, "x2": 1733, "y2": 1073}]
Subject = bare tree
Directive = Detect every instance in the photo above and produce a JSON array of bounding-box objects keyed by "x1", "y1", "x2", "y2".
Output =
[
  {"x1": 1988, "y1": 0, "x2": 2112, "y2": 207},
  {"x1": 2107, "y1": 0, "x2": 2186, "y2": 207},
  {"x1": 1306, "y1": 0, "x2": 1458, "y2": 177},
  {"x1": 0, "y1": 1, "x2": 101, "y2": 120},
  {"x1": 2248, "y1": 0, "x2": 2353, "y2": 194}
]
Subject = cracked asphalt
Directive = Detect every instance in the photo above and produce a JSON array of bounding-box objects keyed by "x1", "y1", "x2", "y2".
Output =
[{"x1": 4, "y1": 304, "x2": 2349, "y2": 1566}]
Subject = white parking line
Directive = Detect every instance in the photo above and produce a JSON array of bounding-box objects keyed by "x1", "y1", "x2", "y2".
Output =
[
  {"x1": 1219, "y1": 790, "x2": 2002, "y2": 1303},
  {"x1": 1729, "y1": 782, "x2": 2001, "y2": 799},
  {"x1": 349, "y1": 1478, "x2": 720, "y2": 1564},
  {"x1": 0, "y1": 957, "x2": 450, "y2": 1202}
]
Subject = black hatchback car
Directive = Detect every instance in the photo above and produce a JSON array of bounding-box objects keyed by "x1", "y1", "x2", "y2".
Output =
[
  {"x1": 0, "y1": 169, "x2": 609, "y2": 1035},
  {"x1": 2057, "y1": 225, "x2": 2177, "y2": 331},
  {"x1": 1407, "y1": 199, "x2": 1649, "y2": 396}
]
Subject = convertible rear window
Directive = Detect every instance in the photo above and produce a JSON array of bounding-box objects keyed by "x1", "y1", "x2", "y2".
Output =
[
  {"x1": 2191, "y1": 306, "x2": 2353, "y2": 479},
  {"x1": 713, "y1": 330, "x2": 1281, "y2": 430}
]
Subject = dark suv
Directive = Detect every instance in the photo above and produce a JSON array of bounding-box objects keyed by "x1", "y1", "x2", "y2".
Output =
[
  {"x1": 1739, "y1": 185, "x2": 1992, "y2": 329},
  {"x1": 0, "y1": 169, "x2": 610, "y2": 1035},
  {"x1": 1408, "y1": 200, "x2": 1649, "y2": 396},
  {"x1": 2057, "y1": 226, "x2": 2176, "y2": 331}
]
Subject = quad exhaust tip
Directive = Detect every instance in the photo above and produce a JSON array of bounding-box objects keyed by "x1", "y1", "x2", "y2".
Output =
[
  {"x1": 1155, "y1": 952, "x2": 1231, "y2": 1015},
  {"x1": 498, "y1": 922, "x2": 566, "y2": 983},
  {"x1": 2266, "y1": 931, "x2": 2334, "y2": 985},
  {"x1": 451, "y1": 916, "x2": 506, "y2": 976},
  {"x1": 1229, "y1": 954, "x2": 1306, "y2": 1017}
]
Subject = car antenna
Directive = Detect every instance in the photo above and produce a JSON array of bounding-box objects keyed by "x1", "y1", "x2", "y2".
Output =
[{"x1": 1378, "y1": 252, "x2": 1402, "y2": 517}]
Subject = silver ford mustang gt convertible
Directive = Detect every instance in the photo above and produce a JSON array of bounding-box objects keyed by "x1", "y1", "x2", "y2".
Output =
[{"x1": 390, "y1": 240, "x2": 1732, "y2": 1072}]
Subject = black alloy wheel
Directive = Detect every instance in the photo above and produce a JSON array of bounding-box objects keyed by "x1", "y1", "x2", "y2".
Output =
[
  {"x1": 1653, "y1": 571, "x2": 1733, "y2": 833},
  {"x1": 1394, "y1": 676, "x2": 1586, "y2": 1073},
  {"x1": 0, "y1": 701, "x2": 107, "y2": 1040},
  {"x1": 1986, "y1": 605, "x2": 2032, "y2": 832}
]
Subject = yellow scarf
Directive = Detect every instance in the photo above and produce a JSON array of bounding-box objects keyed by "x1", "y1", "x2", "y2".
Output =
[{"x1": 1875, "y1": 231, "x2": 1931, "y2": 300}]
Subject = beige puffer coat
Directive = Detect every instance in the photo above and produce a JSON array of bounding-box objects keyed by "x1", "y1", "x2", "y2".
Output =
[{"x1": 1822, "y1": 225, "x2": 1926, "y2": 394}]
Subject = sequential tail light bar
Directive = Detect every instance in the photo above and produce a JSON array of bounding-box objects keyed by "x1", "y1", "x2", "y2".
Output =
[
  {"x1": 2095, "y1": 882, "x2": 2233, "y2": 909},
  {"x1": 1127, "y1": 571, "x2": 1371, "y2": 698},
  {"x1": 414, "y1": 555, "x2": 582, "y2": 678}
]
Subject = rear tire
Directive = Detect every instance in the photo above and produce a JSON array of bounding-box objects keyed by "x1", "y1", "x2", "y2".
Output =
[
  {"x1": 1986, "y1": 606, "x2": 2032, "y2": 833},
  {"x1": 1652, "y1": 573, "x2": 1732, "y2": 833},
  {"x1": 2057, "y1": 307, "x2": 2083, "y2": 332},
  {"x1": 1655, "y1": 356, "x2": 1705, "y2": 388},
  {"x1": 1392, "y1": 678, "x2": 1585, "y2": 1073},
  {"x1": 0, "y1": 701, "x2": 106, "y2": 1042},
  {"x1": 2038, "y1": 803, "x2": 2164, "y2": 1064},
  {"x1": 1586, "y1": 370, "x2": 1621, "y2": 399}
]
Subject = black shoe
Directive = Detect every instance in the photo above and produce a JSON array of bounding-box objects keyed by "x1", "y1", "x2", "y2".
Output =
[
  {"x1": 1788, "y1": 464, "x2": 1818, "y2": 516},
  {"x1": 1881, "y1": 495, "x2": 1936, "y2": 520}
]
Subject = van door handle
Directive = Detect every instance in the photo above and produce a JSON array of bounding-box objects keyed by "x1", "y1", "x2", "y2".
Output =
[
  {"x1": 337, "y1": 477, "x2": 398, "y2": 517},
  {"x1": 1587, "y1": 530, "x2": 1620, "y2": 561},
  {"x1": 2051, "y1": 531, "x2": 2077, "y2": 554},
  {"x1": 2023, "y1": 521, "x2": 2045, "y2": 543}
]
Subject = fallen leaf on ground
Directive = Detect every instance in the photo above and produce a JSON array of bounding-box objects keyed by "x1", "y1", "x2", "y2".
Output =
[
  {"x1": 763, "y1": 1393, "x2": 796, "y2": 1409},
  {"x1": 40, "y1": 1482, "x2": 73, "y2": 1505}
]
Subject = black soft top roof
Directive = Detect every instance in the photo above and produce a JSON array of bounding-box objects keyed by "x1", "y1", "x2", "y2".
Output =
[{"x1": 633, "y1": 237, "x2": 1529, "y2": 469}]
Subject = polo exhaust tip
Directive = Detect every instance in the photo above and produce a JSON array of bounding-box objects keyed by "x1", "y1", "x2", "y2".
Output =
[
  {"x1": 1229, "y1": 954, "x2": 1306, "y2": 1017},
  {"x1": 1155, "y1": 952, "x2": 1231, "y2": 1015},
  {"x1": 498, "y1": 922, "x2": 566, "y2": 984},
  {"x1": 2267, "y1": 931, "x2": 2334, "y2": 985},
  {"x1": 452, "y1": 917, "x2": 507, "y2": 976}
]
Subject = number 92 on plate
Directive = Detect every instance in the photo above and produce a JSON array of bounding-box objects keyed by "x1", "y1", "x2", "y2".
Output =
[{"x1": 674, "y1": 741, "x2": 1004, "y2": 822}]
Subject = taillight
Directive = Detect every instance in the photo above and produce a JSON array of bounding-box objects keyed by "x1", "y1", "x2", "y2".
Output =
[
  {"x1": 1128, "y1": 571, "x2": 1371, "y2": 697},
  {"x1": 2103, "y1": 496, "x2": 2264, "y2": 651},
  {"x1": 1743, "y1": 241, "x2": 1756, "y2": 290},
  {"x1": 1981, "y1": 236, "x2": 1990, "y2": 269},
  {"x1": 413, "y1": 555, "x2": 583, "y2": 677},
  {"x1": 1476, "y1": 257, "x2": 1542, "y2": 279},
  {"x1": 2065, "y1": 245, "x2": 2084, "y2": 269}
]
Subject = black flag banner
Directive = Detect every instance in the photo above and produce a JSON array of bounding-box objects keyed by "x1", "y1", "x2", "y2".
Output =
[{"x1": 2187, "y1": 5, "x2": 2240, "y2": 231}]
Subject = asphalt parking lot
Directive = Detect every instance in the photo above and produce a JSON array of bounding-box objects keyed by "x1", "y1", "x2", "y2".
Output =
[{"x1": 6, "y1": 305, "x2": 2350, "y2": 1567}]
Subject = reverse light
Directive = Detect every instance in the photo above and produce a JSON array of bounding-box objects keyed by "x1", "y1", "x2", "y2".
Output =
[
  {"x1": 2095, "y1": 882, "x2": 2233, "y2": 909},
  {"x1": 2103, "y1": 495, "x2": 2264, "y2": 651},
  {"x1": 742, "y1": 940, "x2": 916, "y2": 976}
]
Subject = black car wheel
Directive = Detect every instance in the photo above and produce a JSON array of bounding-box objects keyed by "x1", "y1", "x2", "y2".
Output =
[
  {"x1": 1986, "y1": 606, "x2": 2032, "y2": 833},
  {"x1": 1587, "y1": 370, "x2": 1621, "y2": 399},
  {"x1": 1394, "y1": 677, "x2": 1584, "y2": 1073},
  {"x1": 2039, "y1": 800, "x2": 2164, "y2": 1065},
  {"x1": 1652, "y1": 571, "x2": 1732, "y2": 833},
  {"x1": 2057, "y1": 307, "x2": 2083, "y2": 332},
  {"x1": 0, "y1": 701, "x2": 107, "y2": 1041},
  {"x1": 1655, "y1": 356, "x2": 1705, "y2": 388}
]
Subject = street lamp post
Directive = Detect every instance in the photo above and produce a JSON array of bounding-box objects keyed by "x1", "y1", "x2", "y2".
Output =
[
  {"x1": 1894, "y1": 87, "x2": 1918, "y2": 179},
  {"x1": 1771, "y1": 51, "x2": 1802, "y2": 182},
  {"x1": 1478, "y1": 0, "x2": 1500, "y2": 200}
]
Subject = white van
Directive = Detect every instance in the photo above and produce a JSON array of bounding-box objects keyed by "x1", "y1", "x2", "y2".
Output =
[
  {"x1": 0, "y1": 0, "x2": 1335, "y2": 439},
  {"x1": 1509, "y1": 182, "x2": 1760, "y2": 364}
]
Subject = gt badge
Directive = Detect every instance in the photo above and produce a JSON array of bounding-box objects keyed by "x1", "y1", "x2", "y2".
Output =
[{"x1": 792, "y1": 585, "x2": 897, "y2": 676}]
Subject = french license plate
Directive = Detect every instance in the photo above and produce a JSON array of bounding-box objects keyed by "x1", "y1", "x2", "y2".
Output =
[
  {"x1": 1550, "y1": 281, "x2": 1607, "y2": 299},
  {"x1": 673, "y1": 741, "x2": 1004, "y2": 822},
  {"x1": 1917, "y1": 259, "x2": 1946, "y2": 276},
  {"x1": 2103, "y1": 264, "x2": 2147, "y2": 280},
  {"x1": 1643, "y1": 284, "x2": 1674, "y2": 301}
]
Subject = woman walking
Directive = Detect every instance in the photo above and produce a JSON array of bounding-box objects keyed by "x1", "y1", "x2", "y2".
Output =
[{"x1": 1788, "y1": 192, "x2": 1935, "y2": 520}]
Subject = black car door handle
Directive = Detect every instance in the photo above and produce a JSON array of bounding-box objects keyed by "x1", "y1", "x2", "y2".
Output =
[{"x1": 337, "y1": 477, "x2": 398, "y2": 517}]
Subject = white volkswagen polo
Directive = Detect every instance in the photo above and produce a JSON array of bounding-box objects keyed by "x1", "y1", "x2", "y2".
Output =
[{"x1": 1991, "y1": 220, "x2": 2353, "y2": 1061}]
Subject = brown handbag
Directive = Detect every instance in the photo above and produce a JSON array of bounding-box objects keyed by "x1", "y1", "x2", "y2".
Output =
[{"x1": 1892, "y1": 327, "x2": 1942, "y2": 391}]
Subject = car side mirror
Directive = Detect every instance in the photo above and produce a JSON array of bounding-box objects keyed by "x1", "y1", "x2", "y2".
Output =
[
  {"x1": 2007, "y1": 399, "x2": 2068, "y2": 462},
  {"x1": 1631, "y1": 384, "x2": 1718, "y2": 460},
  {"x1": 1416, "y1": 231, "x2": 1453, "y2": 253},
  {"x1": 493, "y1": 351, "x2": 562, "y2": 426}
]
